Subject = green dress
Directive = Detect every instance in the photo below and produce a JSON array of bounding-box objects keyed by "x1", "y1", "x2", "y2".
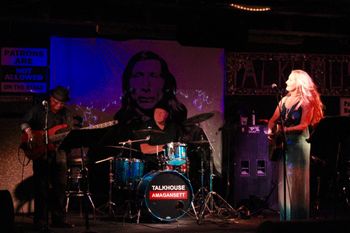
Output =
[{"x1": 278, "y1": 101, "x2": 310, "y2": 220}]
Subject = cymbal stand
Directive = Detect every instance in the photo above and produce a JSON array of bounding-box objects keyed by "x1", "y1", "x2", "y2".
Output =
[
  {"x1": 198, "y1": 128, "x2": 238, "y2": 224},
  {"x1": 193, "y1": 145, "x2": 209, "y2": 208},
  {"x1": 95, "y1": 157, "x2": 117, "y2": 217}
]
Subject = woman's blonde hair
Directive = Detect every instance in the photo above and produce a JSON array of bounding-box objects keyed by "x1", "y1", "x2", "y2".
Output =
[{"x1": 288, "y1": 69, "x2": 324, "y2": 125}]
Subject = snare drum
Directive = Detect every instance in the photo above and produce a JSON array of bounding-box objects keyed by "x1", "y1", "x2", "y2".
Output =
[
  {"x1": 163, "y1": 163, "x2": 189, "y2": 177},
  {"x1": 136, "y1": 170, "x2": 193, "y2": 221},
  {"x1": 165, "y1": 142, "x2": 187, "y2": 166},
  {"x1": 114, "y1": 158, "x2": 144, "y2": 189}
]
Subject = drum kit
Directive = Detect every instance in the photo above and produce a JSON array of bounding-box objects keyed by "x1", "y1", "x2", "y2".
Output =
[
  {"x1": 94, "y1": 134, "x2": 195, "y2": 221},
  {"x1": 89, "y1": 111, "x2": 236, "y2": 223}
]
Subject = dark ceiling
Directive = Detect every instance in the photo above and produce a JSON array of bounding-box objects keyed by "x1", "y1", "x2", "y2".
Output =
[{"x1": 2, "y1": 0, "x2": 350, "y2": 52}]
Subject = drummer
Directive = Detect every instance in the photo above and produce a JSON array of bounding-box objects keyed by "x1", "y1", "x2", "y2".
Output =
[{"x1": 135, "y1": 101, "x2": 183, "y2": 174}]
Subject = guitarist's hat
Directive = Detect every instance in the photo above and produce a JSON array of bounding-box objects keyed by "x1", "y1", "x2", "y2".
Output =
[{"x1": 50, "y1": 86, "x2": 70, "y2": 102}]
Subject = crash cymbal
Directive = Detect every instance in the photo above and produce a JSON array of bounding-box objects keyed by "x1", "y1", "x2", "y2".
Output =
[
  {"x1": 133, "y1": 128, "x2": 164, "y2": 134},
  {"x1": 184, "y1": 112, "x2": 214, "y2": 125},
  {"x1": 105, "y1": 145, "x2": 139, "y2": 153},
  {"x1": 188, "y1": 140, "x2": 209, "y2": 144}
]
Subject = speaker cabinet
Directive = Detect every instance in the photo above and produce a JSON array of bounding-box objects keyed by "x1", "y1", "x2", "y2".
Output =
[
  {"x1": 0, "y1": 190, "x2": 15, "y2": 232},
  {"x1": 233, "y1": 125, "x2": 278, "y2": 209}
]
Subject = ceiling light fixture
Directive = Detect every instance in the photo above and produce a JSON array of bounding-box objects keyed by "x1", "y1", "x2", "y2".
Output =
[{"x1": 230, "y1": 3, "x2": 271, "y2": 12}]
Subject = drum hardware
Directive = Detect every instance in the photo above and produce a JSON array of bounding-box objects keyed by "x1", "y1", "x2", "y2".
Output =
[
  {"x1": 196, "y1": 129, "x2": 238, "y2": 224},
  {"x1": 60, "y1": 128, "x2": 112, "y2": 231},
  {"x1": 193, "y1": 146, "x2": 209, "y2": 209},
  {"x1": 65, "y1": 164, "x2": 96, "y2": 220},
  {"x1": 95, "y1": 157, "x2": 118, "y2": 217},
  {"x1": 105, "y1": 145, "x2": 140, "y2": 153}
]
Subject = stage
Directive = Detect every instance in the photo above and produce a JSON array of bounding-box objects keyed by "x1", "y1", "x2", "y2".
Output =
[
  {"x1": 11, "y1": 205, "x2": 350, "y2": 233},
  {"x1": 13, "y1": 210, "x2": 277, "y2": 233}
]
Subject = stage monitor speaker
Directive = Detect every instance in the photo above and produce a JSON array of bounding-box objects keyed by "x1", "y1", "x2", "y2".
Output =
[
  {"x1": 0, "y1": 190, "x2": 15, "y2": 233},
  {"x1": 233, "y1": 125, "x2": 278, "y2": 209},
  {"x1": 257, "y1": 220, "x2": 349, "y2": 233}
]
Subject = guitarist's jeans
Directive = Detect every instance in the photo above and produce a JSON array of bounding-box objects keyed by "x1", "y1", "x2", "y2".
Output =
[{"x1": 33, "y1": 149, "x2": 68, "y2": 226}]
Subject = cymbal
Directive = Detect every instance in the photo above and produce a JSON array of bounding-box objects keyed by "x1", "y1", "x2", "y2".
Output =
[
  {"x1": 184, "y1": 112, "x2": 214, "y2": 125},
  {"x1": 133, "y1": 129, "x2": 164, "y2": 134},
  {"x1": 105, "y1": 145, "x2": 139, "y2": 153},
  {"x1": 188, "y1": 140, "x2": 209, "y2": 144}
]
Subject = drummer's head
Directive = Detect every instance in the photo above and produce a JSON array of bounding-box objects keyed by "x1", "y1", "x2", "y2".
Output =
[{"x1": 154, "y1": 101, "x2": 170, "y2": 124}]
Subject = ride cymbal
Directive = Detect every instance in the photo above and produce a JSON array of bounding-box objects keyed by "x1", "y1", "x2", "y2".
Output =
[
  {"x1": 184, "y1": 112, "x2": 214, "y2": 125},
  {"x1": 133, "y1": 129, "x2": 164, "y2": 134}
]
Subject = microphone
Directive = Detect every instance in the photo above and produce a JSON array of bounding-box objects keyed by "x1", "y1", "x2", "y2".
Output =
[
  {"x1": 271, "y1": 83, "x2": 283, "y2": 94},
  {"x1": 42, "y1": 100, "x2": 48, "y2": 108},
  {"x1": 271, "y1": 83, "x2": 279, "y2": 91}
]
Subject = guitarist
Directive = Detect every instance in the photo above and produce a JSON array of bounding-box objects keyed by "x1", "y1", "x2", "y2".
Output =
[
  {"x1": 267, "y1": 70, "x2": 324, "y2": 221},
  {"x1": 20, "y1": 86, "x2": 76, "y2": 229}
]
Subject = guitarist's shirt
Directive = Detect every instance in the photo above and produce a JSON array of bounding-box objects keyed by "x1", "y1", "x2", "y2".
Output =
[
  {"x1": 21, "y1": 104, "x2": 74, "y2": 132},
  {"x1": 20, "y1": 103, "x2": 75, "y2": 146}
]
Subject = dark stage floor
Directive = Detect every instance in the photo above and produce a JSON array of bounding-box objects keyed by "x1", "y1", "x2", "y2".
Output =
[
  {"x1": 13, "y1": 211, "x2": 276, "y2": 233},
  {"x1": 11, "y1": 205, "x2": 350, "y2": 233}
]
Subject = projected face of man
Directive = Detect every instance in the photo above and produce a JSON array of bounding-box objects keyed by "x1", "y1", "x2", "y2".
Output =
[{"x1": 129, "y1": 59, "x2": 165, "y2": 110}]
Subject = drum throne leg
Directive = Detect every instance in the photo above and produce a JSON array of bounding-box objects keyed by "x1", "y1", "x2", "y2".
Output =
[{"x1": 65, "y1": 166, "x2": 96, "y2": 220}]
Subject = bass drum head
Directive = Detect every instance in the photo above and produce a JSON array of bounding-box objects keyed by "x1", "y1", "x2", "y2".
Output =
[{"x1": 137, "y1": 170, "x2": 193, "y2": 221}]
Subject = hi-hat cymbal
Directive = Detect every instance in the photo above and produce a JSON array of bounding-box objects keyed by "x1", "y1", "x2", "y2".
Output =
[
  {"x1": 105, "y1": 145, "x2": 139, "y2": 153},
  {"x1": 133, "y1": 129, "x2": 164, "y2": 134},
  {"x1": 184, "y1": 112, "x2": 214, "y2": 125}
]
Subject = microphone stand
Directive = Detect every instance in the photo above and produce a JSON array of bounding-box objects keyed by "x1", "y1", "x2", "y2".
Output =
[
  {"x1": 41, "y1": 102, "x2": 51, "y2": 233},
  {"x1": 274, "y1": 90, "x2": 288, "y2": 221}
]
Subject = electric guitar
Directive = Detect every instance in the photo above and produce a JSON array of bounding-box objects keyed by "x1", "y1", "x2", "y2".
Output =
[
  {"x1": 268, "y1": 124, "x2": 285, "y2": 161},
  {"x1": 20, "y1": 120, "x2": 118, "y2": 160}
]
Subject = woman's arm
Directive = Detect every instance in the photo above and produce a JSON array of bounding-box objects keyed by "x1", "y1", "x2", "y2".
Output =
[{"x1": 284, "y1": 103, "x2": 313, "y2": 133}]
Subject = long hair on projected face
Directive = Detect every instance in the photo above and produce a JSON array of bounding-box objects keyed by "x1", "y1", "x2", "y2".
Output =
[{"x1": 114, "y1": 50, "x2": 187, "y2": 124}]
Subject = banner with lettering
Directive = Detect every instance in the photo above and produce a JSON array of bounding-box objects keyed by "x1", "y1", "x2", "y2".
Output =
[
  {"x1": 0, "y1": 47, "x2": 48, "y2": 94},
  {"x1": 226, "y1": 52, "x2": 350, "y2": 96}
]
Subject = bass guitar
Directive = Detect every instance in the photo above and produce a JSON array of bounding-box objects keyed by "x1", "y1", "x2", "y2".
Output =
[
  {"x1": 268, "y1": 124, "x2": 285, "y2": 161},
  {"x1": 20, "y1": 120, "x2": 118, "y2": 160}
]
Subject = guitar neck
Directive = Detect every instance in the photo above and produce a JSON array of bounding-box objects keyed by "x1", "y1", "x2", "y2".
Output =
[
  {"x1": 84, "y1": 120, "x2": 118, "y2": 129},
  {"x1": 49, "y1": 120, "x2": 118, "y2": 142}
]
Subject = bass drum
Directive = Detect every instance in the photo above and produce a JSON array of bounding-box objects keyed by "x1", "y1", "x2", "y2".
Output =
[{"x1": 137, "y1": 170, "x2": 193, "y2": 221}]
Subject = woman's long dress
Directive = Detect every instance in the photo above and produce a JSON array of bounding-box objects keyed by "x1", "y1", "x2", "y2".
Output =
[{"x1": 278, "y1": 101, "x2": 310, "y2": 220}]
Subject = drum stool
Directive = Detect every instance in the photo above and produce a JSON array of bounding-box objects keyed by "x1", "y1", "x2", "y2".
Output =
[{"x1": 65, "y1": 164, "x2": 96, "y2": 220}]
